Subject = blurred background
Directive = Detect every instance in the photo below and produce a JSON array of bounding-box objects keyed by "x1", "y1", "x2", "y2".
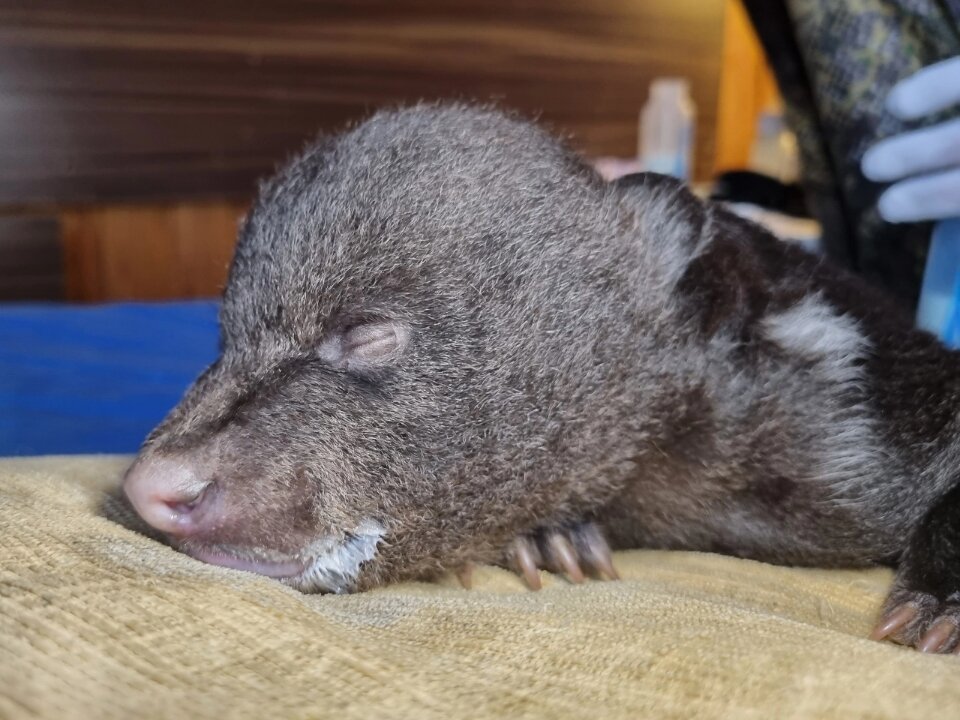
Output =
[{"x1": 0, "y1": 0, "x2": 808, "y2": 455}]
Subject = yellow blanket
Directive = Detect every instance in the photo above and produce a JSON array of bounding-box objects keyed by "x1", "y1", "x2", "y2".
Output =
[{"x1": 2, "y1": 456, "x2": 958, "y2": 720}]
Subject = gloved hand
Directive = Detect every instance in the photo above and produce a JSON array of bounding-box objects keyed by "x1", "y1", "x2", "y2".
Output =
[{"x1": 861, "y1": 56, "x2": 960, "y2": 223}]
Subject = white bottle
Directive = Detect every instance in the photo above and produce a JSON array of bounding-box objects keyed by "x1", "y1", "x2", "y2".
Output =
[{"x1": 639, "y1": 78, "x2": 696, "y2": 181}]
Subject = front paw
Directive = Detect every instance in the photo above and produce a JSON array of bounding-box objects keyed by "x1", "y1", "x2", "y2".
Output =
[
  {"x1": 872, "y1": 587, "x2": 960, "y2": 654},
  {"x1": 501, "y1": 521, "x2": 619, "y2": 590}
]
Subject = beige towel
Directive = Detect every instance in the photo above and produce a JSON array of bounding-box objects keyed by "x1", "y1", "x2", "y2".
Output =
[{"x1": 2, "y1": 455, "x2": 958, "y2": 720}]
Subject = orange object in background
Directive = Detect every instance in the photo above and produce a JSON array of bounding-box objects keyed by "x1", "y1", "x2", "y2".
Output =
[{"x1": 714, "y1": 0, "x2": 782, "y2": 175}]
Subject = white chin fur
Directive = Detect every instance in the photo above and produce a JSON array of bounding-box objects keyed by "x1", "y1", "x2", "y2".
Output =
[{"x1": 286, "y1": 519, "x2": 385, "y2": 594}]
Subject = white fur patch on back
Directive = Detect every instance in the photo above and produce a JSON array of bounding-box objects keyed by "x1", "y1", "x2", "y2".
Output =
[
  {"x1": 761, "y1": 295, "x2": 868, "y2": 384},
  {"x1": 294, "y1": 519, "x2": 385, "y2": 594},
  {"x1": 762, "y1": 295, "x2": 888, "y2": 506}
]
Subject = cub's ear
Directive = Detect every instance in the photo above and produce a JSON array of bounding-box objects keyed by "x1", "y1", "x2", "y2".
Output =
[{"x1": 318, "y1": 320, "x2": 411, "y2": 371}]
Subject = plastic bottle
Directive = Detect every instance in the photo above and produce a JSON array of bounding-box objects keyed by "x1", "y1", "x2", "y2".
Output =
[
  {"x1": 748, "y1": 108, "x2": 800, "y2": 183},
  {"x1": 639, "y1": 78, "x2": 696, "y2": 181},
  {"x1": 916, "y1": 219, "x2": 960, "y2": 348}
]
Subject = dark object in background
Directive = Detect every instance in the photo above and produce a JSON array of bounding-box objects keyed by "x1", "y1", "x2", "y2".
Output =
[
  {"x1": 0, "y1": 217, "x2": 62, "y2": 301},
  {"x1": 709, "y1": 170, "x2": 810, "y2": 217},
  {"x1": 741, "y1": 0, "x2": 960, "y2": 311}
]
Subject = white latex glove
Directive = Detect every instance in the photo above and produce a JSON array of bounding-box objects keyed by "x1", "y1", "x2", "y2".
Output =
[{"x1": 861, "y1": 56, "x2": 960, "y2": 223}]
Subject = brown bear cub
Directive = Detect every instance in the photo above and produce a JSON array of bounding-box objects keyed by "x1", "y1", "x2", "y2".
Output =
[{"x1": 124, "y1": 104, "x2": 960, "y2": 654}]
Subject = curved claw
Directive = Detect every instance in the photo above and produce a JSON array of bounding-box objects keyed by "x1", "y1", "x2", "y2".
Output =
[
  {"x1": 918, "y1": 618, "x2": 957, "y2": 653},
  {"x1": 456, "y1": 563, "x2": 474, "y2": 590},
  {"x1": 511, "y1": 536, "x2": 542, "y2": 591},
  {"x1": 503, "y1": 522, "x2": 619, "y2": 590},
  {"x1": 547, "y1": 532, "x2": 585, "y2": 584},
  {"x1": 575, "y1": 523, "x2": 619, "y2": 580},
  {"x1": 870, "y1": 604, "x2": 917, "y2": 641}
]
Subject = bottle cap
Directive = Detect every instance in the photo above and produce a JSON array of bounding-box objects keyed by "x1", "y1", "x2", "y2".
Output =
[{"x1": 650, "y1": 78, "x2": 690, "y2": 100}]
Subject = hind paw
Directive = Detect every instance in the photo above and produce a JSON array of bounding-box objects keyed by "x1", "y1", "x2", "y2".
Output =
[
  {"x1": 872, "y1": 588, "x2": 960, "y2": 653},
  {"x1": 501, "y1": 522, "x2": 619, "y2": 590}
]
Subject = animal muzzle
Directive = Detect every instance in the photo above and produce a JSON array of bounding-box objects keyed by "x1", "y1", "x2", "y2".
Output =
[{"x1": 122, "y1": 454, "x2": 219, "y2": 538}]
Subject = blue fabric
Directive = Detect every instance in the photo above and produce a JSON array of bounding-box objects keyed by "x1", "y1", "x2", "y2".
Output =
[{"x1": 0, "y1": 301, "x2": 220, "y2": 456}]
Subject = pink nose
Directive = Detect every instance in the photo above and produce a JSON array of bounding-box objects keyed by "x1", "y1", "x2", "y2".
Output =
[{"x1": 122, "y1": 455, "x2": 215, "y2": 536}]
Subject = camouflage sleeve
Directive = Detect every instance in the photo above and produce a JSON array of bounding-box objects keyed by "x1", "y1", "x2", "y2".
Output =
[{"x1": 741, "y1": 0, "x2": 960, "y2": 311}]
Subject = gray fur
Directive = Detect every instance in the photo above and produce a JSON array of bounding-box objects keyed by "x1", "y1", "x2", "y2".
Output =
[{"x1": 130, "y1": 104, "x2": 960, "y2": 619}]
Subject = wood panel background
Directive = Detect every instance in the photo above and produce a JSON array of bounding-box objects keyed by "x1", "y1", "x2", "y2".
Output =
[
  {"x1": 0, "y1": 0, "x2": 777, "y2": 302},
  {"x1": 0, "y1": 216, "x2": 62, "y2": 300},
  {"x1": 61, "y1": 202, "x2": 245, "y2": 301},
  {"x1": 0, "y1": 0, "x2": 726, "y2": 206}
]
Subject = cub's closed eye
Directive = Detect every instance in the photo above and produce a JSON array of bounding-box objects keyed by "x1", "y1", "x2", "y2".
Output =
[
  {"x1": 318, "y1": 320, "x2": 411, "y2": 371},
  {"x1": 343, "y1": 322, "x2": 409, "y2": 362}
]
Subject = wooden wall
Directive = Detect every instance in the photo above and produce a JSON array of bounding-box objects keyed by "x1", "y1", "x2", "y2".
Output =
[
  {"x1": 61, "y1": 202, "x2": 246, "y2": 301},
  {"x1": 0, "y1": 0, "x2": 773, "y2": 302},
  {"x1": 0, "y1": 0, "x2": 727, "y2": 205},
  {"x1": 0, "y1": 216, "x2": 62, "y2": 300}
]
